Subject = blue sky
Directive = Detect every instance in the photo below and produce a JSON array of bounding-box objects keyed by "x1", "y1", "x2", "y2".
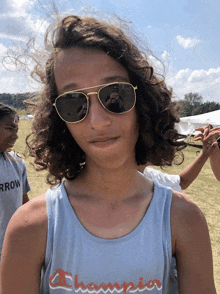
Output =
[{"x1": 0, "y1": 0, "x2": 220, "y2": 103}]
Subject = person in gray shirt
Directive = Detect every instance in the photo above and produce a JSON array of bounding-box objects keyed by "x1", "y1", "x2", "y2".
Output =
[{"x1": 0, "y1": 103, "x2": 30, "y2": 261}]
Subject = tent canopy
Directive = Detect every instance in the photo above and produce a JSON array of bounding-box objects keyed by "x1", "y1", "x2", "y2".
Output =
[{"x1": 175, "y1": 109, "x2": 220, "y2": 136}]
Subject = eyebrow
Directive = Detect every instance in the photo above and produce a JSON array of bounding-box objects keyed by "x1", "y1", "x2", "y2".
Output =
[
  {"x1": 102, "y1": 76, "x2": 129, "y2": 83},
  {"x1": 60, "y1": 76, "x2": 130, "y2": 93}
]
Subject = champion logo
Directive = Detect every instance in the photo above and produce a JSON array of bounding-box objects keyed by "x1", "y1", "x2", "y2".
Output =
[
  {"x1": 49, "y1": 269, "x2": 73, "y2": 291},
  {"x1": 49, "y1": 270, "x2": 162, "y2": 293}
]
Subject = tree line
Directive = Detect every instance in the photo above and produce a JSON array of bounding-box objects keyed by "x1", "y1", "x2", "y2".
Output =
[
  {"x1": 0, "y1": 92, "x2": 220, "y2": 117},
  {"x1": 0, "y1": 93, "x2": 33, "y2": 110},
  {"x1": 179, "y1": 92, "x2": 220, "y2": 117}
]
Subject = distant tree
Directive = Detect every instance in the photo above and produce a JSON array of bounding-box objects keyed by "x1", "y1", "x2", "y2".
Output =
[
  {"x1": 180, "y1": 92, "x2": 203, "y2": 117},
  {"x1": 0, "y1": 92, "x2": 34, "y2": 110},
  {"x1": 184, "y1": 92, "x2": 203, "y2": 105},
  {"x1": 191, "y1": 105, "x2": 203, "y2": 115},
  {"x1": 0, "y1": 93, "x2": 13, "y2": 106},
  {"x1": 179, "y1": 93, "x2": 220, "y2": 117},
  {"x1": 208, "y1": 102, "x2": 219, "y2": 112}
]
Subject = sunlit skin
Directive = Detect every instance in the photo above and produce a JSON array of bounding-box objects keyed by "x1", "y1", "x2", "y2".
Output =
[{"x1": 0, "y1": 115, "x2": 18, "y2": 152}]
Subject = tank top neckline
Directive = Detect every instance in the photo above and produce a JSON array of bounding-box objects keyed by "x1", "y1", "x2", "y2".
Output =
[{"x1": 59, "y1": 180, "x2": 160, "y2": 243}]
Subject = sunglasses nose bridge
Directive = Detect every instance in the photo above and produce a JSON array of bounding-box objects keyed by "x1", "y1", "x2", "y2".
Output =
[
  {"x1": 86, "y1": 91, "x2": 98, "y2": 97},
  {"x1": 86, "y1": 91, "x2": 103, "y2": 109}
]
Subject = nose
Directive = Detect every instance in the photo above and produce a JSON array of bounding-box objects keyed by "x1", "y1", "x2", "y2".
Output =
[{"x1": 87, "y1": 93, "x2": 111, "y2": 129}]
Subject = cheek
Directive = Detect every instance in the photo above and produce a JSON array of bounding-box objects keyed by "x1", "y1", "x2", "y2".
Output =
[
  {"x1": 66, "y1": 123, "x2": 84, "y2": 147},
  {"x1": 1, "y1": 131, "x2": 8, "y2": 140}
]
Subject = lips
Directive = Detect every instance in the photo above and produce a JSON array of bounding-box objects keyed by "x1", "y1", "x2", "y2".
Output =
[{"x1": 90, "y1": 136, "x2": 119, "y2": 147}]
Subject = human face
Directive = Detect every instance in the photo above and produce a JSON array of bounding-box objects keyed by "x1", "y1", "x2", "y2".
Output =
[
  {"x1": 54, "y1": 47, "x2": 139, "y2": 168},
  {"x1": 0, "y1": 115, "x2": 19, "y2": 152}
]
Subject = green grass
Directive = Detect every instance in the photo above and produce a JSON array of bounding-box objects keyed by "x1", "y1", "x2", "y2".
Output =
[
  {"x1": 14, "y1": 120, "x2": 49, "y2": 197},
  {"x1": 14, "y1": 120, "x2": 220, "y2": 292}
]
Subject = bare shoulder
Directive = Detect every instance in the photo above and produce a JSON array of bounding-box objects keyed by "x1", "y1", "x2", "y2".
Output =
[
  {"x1": 170, "y1": 191, "x2": 216, "y2": 293},
  {"x1": 3, "y1": 193, "x2": 48, "y2": 260},
  {"x1": 1, "y1": 194, "x2": 48, "y2": 293},
  {"x1": 8, "y1": 193, "x2": 47, "y2": 234},
  {"x1": 171, "y1": 190, "x2": 206, "y2": 226},
  {"x1": 170, "y1": 190, "x2": 209, "y2": 253}
]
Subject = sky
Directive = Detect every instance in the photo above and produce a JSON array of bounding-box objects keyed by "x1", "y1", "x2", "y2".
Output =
[{"x1": 0, "y1": 0, "x2": 220, "y2": 103}]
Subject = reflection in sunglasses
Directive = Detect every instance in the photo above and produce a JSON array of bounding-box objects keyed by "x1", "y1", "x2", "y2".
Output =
[{"x1": 104, "y1": 92, "x2": 124, "y2": 113}]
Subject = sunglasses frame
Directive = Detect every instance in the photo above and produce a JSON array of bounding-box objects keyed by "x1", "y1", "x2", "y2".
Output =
[{"x1": 53, "y1": 82, "x2": 137, "y2": 123}]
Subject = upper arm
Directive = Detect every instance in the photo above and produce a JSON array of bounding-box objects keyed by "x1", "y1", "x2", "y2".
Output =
[
  {"x1": 0, "y1": 194, "x2": 47, "y2": 294},
  {"x1": 171, "y1": 192, "x2": 217, "y2": 294}
]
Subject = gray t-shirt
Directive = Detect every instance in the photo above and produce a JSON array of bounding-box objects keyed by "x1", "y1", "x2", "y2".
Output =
[{"x1": 0, "y1": 151, "x2": 30, "y2": 254}]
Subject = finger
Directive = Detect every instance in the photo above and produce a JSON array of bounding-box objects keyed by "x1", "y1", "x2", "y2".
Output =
[
  {"x1": 209, "y1": 128, "x2": 220, "y2": 135},
  {"x1": 195, "y1": 127, "x2": 204, "y2": 132},
  {"x1": 206, "y1": 130, "x2": 220, "y2": 140},
  {"x1": 194, "y1": 134, "x2": 204, "y2": 141},
  {"x1": 208, "y1": 141, "x2": 219, "y2": 152},
  {"x1": 212, "y1": 141, "x2": 219, "y2": 147},
  {"x1": 210, "y1": 127, "x2": 220, "y2": 131},
  {"x1": 204, "y1": 125, "x2": 210, "y2": 137}
]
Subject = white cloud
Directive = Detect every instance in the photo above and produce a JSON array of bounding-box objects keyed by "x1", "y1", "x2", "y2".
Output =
[
  {"x1": 176, "y1": 35, "x2": 200, "y2": 49},
  {"x1": 173, "y1": 68, "x2": 192, "y2": 84},
  {"x1": 0, "y1": 76, "x2": 16, "y2": 93},
  {"x1": 11, "y1": 0, "x2": 31, "y2": 8},
  {"x1": 0, "y1": 13, "x2": 45, "y2": 42},
  {"x1": 0, "y1": 70, "x2": 41, "y2": 93},
  {"x1": 161, "y1": 50, "x2": 170, "y2": 61},
  {"x1": 0, "y1": 33, "x2": 28, "y2": 43},
  {"x1": 148, "y1": 55, "x2": 165, "y2": 75},
  {"x1": 0, "y1": 0, "x2": 45, "y2": 46},
  {"x1": 167, "y1": 67, "x2": 220, "y2": 103},
  {"x1": 0, "y1": 43, "x2": 7, "y2": 56},
  {"x1": 188, "y1": 67, "x2": 220, "y2": 83},
  {"x1": 0, "y1": 0, "x2": 35, "y2": 16}
]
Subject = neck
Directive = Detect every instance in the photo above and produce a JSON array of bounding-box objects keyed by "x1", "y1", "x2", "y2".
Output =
[{"x1": 73, "y1": 160, "x2": 150, "y2": 203}]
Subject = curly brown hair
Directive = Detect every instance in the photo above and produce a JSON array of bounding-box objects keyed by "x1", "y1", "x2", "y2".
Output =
[{"x1": 26, "y1": 14, "x2": 187, "y2": 186}]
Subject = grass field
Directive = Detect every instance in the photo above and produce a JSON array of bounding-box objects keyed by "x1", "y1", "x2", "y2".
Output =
[{"x1": 14, "y1": 119, "x2": 220, "y2": 292}]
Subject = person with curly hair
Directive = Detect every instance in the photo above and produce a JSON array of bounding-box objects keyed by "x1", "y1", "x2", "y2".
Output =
[
  {"x1": 0, "y1": 13, "x2": 216, "y2": 294},
  {"x1": 0, "y1": 103, "x2": 30, "y2": 269}
]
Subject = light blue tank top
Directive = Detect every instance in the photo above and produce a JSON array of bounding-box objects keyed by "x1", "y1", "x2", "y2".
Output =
[{"x1": 41, "y1": 181, "x2": 178, "y2": 294}]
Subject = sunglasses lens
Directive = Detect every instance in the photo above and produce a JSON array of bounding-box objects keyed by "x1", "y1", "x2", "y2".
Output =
[
  {"x1": 99, "y1": 83, "x2": 135, "y2": 114},
  {"x1": 56, "y1": 93, "x2": 87, "y2": 123}
]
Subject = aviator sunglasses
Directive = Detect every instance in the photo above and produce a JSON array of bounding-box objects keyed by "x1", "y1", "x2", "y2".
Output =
[{"x1": 53, "y1": 82, "x2": 137, "y2": 123}]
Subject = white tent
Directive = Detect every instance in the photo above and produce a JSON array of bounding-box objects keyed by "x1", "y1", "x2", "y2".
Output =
[{"x1": 175, "y1": 109, "x2": 220, "y2": 136}]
